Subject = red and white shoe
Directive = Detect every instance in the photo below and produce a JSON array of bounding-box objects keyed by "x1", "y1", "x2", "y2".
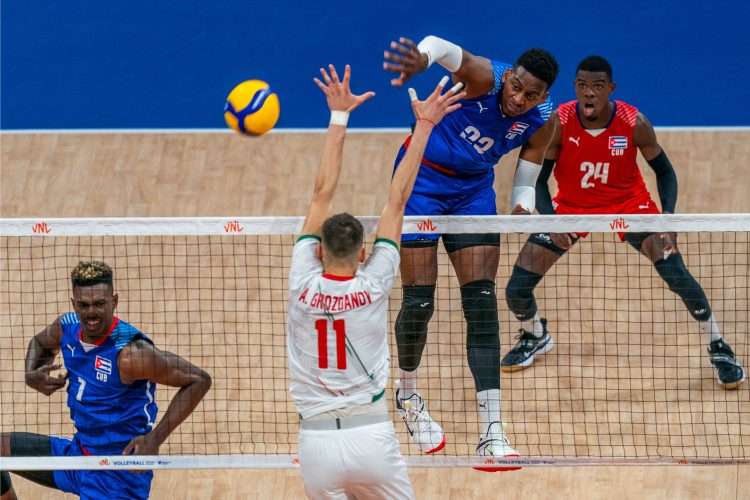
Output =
[
  {"x1": 474, "y1": 422, "x2": 521, "y2": 472},
  {"x1": 396, "y1": 389, "x2": 446, "y2": 454}
]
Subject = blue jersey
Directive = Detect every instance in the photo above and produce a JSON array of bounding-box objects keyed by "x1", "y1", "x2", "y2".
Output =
[
  {"x1": 420, "y1": 60, "x2": 553, "y2": 177},
  {"x1": 59, "y1": 313, "x2": 158, "y2": 454}
]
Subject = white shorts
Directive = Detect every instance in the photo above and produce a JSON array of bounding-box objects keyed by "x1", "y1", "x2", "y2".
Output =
[{"x1": 298, "y1": 420, "x2": 414, "y2": 500}]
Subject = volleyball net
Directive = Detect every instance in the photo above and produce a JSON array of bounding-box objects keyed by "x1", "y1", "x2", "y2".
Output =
[{"x1": 1, "y1": 214, "x2": 749, "y2": 469}]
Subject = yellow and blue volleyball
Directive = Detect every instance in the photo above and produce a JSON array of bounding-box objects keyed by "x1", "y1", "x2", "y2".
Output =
[{"x1": 224, "y1": 80, "x2": 280, "y2": 136}]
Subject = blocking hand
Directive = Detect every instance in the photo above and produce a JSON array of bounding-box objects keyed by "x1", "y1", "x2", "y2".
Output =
[
  {"x1": 314, "y1": 64, "x2": 375, "y2": 113},
  {"x1": 408, "y1": 76, "x2": 466, "y2": 127}
]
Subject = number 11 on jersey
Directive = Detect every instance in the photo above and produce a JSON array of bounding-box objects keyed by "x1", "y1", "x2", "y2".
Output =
[{"x1": 315, "y1": 319, "x2": 347, "y2": 370}]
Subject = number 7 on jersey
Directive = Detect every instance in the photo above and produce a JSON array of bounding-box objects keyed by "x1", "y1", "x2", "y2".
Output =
[{"x1": 315, "y1": 319, "x2": 347, "y2": 369}]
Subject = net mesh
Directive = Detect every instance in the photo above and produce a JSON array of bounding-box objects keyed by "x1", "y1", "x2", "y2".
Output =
[{"x1": 1, "y1": 215, "x2": 749, "y2": 468}]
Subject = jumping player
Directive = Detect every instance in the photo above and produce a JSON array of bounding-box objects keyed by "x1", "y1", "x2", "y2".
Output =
[
  {"x1": 501, "y1": 56, "x2": 746, "y2": 389},
  {"x1": 383, "y1": 35, "x2": 558, "y2": 463},
  {"x1": 1, "y1": 261, "x2": 212, "y2": 500},
  {"x1": 287, "y1": 64, "x2": 464, "y2": 498}
]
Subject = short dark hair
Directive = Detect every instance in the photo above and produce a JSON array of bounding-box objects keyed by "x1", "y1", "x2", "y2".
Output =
[
  {"x1": 516, "y1": 48, "x2": 559, "y2": 89},
  {"x1": 321, "y1": 213, "x2": 364, "y2": 259},
  {"x1": 576, "y1": 55, "x2": 613, "y2": 81},
  {"x1": 71, "y1": 260, "x2": 113, "y2": 288}
]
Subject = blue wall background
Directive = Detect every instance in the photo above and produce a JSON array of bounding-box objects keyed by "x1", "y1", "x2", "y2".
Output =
[{"x1": 2, "y1": 0, "x2": 748, "y2": 129}]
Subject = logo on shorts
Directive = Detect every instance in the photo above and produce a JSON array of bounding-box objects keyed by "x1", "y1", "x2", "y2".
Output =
[
  {"x1": 505, "y1": 121, "x2": 529, "y2": 140},
  {"x1": 608, "y1": 136, "x2": 628, "y2": 156},
  {"x1": 416, "y1": 219, "x2": 438, "y2": 232},
  {"x1": 609, "y1": 217, "x2": 630, "y2": 231},
  {"x1": 95, "y1": 355, "x2": 112, "y2": 382},
  {"x1": 224, "y1": 220, "x2": 244, "y2": 233}
]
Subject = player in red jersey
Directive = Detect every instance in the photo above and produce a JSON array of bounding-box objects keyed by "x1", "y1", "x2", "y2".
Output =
[{"x1": 501, "y1": 56, "x2": 745, "y2": 389}]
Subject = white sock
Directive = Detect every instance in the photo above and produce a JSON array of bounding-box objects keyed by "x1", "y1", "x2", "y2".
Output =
[
  {"x1": 520, "y1": 313, "x2": 545, "y2": 338},
  {"x1": 399, "y1": 369, "x2": 418, "y2": 400},
  {"x1": 476, "y1": 388, "x2": 501, "y2": 436},
  {"x1": 699, "y1": 313, "x2": 722, "y2": 343}
]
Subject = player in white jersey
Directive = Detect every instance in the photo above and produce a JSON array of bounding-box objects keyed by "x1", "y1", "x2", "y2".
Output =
[{"x1": 287, "y1": 63, "x2": 465, "y2": 499}]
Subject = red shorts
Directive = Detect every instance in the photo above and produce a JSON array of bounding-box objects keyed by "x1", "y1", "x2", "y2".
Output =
[{"x1": 553, "y1": 195, "x2": 660, "y2": 240}]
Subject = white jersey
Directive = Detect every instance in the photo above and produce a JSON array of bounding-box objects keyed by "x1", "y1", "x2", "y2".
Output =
[{"x1": 287, "y1": 235, "x2": 399, "y2": 419}]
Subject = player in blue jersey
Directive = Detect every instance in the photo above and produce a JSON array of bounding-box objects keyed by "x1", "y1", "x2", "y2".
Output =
[
  {"x1": 383, "y1": 35, "x2": 558, "y2": 468},
  {"x1": 1, "y1": 261, "x2": 211, "y2": 500}
]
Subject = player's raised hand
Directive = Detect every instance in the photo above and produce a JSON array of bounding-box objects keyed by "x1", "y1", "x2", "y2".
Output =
[
  {"x1": 550, "y1": 233, "x2": 578, "y2": 250},
  {"x1": 314, "y1": 64, "x2": 375, "y2": 113},
  {"x1": 384, "y1": 37, "x2": 428, "y2": 87},
  {"x1": 408, "y1": 76, "x2": 466, "y2": 127},
  {"x1": 25, "y1": 363, "x2": 67, "y2": 396}
]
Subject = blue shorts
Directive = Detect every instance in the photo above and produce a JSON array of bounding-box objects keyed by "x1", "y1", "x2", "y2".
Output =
[
  {"x1": 51, "y1": 436, "x2": 153, "y2": 500},
  {"x1": 393, "y1": 145, "x2": 497, "y2": 243}
]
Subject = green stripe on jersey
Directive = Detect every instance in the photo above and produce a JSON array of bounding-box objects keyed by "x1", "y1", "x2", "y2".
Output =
[
  {"x1": 296, "y1": 234, "x2": 321, "y2": 243},
  {"x1": 374, "y1": 238, "x2": 399, "y2": 250}
]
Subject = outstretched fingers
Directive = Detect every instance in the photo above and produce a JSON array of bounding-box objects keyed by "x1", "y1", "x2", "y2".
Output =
[
  {"x1": 342, "y1": 64, "x2": 351, "y2": 89},
  {"x1": 313, "y1": 77, "x2": 328, "y2": 93},
  {"x1": 328, "y1": 64, "x2": 341, "y2": 85},
  {"x1": 429, "y1": 75, "x2": 450, "y2": 99}
]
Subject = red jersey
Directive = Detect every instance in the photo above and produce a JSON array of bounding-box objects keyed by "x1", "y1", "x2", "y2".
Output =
[{"x1": 553, "y1": 100, "x2": 653, "y2": 213}]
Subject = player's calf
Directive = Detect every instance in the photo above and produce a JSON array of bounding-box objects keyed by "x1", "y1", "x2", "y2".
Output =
[
  {"x1": 395, "y1": 285, "x2": 435, "y2": 371},
  {"x1": 653, "y1": 253, "x2": 746, "y2": 388},
  {"x1": 461, "y1": 280, "x2": 501, "y2": 388}
]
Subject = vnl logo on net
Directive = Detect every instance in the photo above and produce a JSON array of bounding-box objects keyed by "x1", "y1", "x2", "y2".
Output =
[
  {"x1": 32, "y1": 221, "x2": 51, "y2": 234},
  {"x1": 224, "y1": 220, "x2": 245, "y2": 233},
  {"x1": 416, "y1": 219, "x2": 438, "y2": 232},
  {"x1": 609, "y1": 217, "x2": 630, "y2": 231}
]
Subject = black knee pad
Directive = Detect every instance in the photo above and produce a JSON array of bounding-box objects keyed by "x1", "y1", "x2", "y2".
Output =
[
  {"x1": 1, "y1": 470, "x2": 10, "y2": 495},
  {"x1": 461, "y1": 280, "x2": 501, "y2": 392},
  {"x1": 654, "y1": 253, "x2": 711, "y2": 321},
  {"x1": 505, "y1": 265, "x2": 543, "y2": 321},
  {"x1": 395, "y1": 285, "x2": 436, "y2": 371}
]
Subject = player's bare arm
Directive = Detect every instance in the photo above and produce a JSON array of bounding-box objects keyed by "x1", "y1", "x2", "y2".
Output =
[
  {"x1": 24, "y1": 318, "x2": 66, "y2": 396},
  {"x1": 376, "y1": 78, "x2": 466, "y2": 243},
  {"x1": 633, "y1": 112, "x2": 663, "y2": 161},
  {"x1": 633, "y1": 111, "x2": 679, "y2": 254},
  {"x1": 526, "y1": 112, "x2": 575, "y2": 248},
  {"x1": 511, "y1": 113, "x2": 559, "y2": 215},
  {"x1": 301, "y1": 64, "x2": 375, "y2": 236},
  {"x1": 119, "y1": 340, "x2": 212, "y2": 455},
  {"x1": 383, "y1": 36, "x2": 494, "y2": 98}
]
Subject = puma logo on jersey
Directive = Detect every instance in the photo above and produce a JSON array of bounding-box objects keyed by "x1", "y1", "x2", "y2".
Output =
[
  {"x1": 66, "y1": 344, "x2": 76, "y2": 356},
  {"x1": 569, "y1": 136, "x2": 580, "y2": 146},
  {"x1": 477, "y1": 102, "x2": 487, "y2": 114},
  {"x1": 638, "y1": 204, "x2": 650, "y2": 209}
]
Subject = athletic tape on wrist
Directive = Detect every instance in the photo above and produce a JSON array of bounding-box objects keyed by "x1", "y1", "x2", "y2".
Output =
[{"x1": 329, "y1": 111, "x2": 350, "y2": 127}]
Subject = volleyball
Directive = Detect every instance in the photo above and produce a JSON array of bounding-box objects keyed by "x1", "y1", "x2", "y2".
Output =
[{"x1": 224, "y1": 80, "x2": 280, "y2": 136}]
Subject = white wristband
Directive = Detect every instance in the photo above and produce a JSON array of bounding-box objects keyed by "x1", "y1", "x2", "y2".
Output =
[
  {"x1": 511, "y1": 159, "x2": 543, "y2": 211},
  {"x1": 329, "y1": 111, "x2": 350, "y2": 127},
  {"x1": 417, "y1": 35, "x2": 463, "y2": 73}
]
